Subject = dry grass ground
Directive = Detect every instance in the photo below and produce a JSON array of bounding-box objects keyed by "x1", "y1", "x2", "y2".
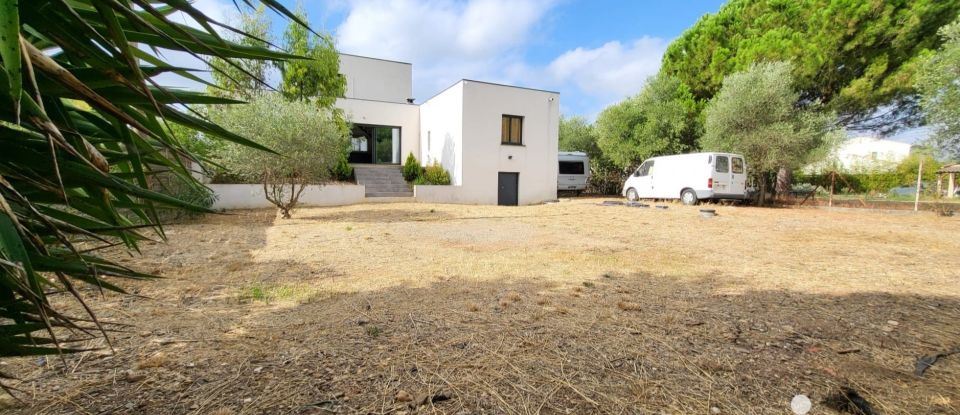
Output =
[{"x1": 3, "y1": 198, "x2": 960, "y2": 414}]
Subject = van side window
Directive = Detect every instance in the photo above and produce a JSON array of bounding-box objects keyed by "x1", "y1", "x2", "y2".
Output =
[
  {"x1": 636, "y1": 160, "x2": 653, "y2": 176},
  {"x1": 559, "y1": 161, "x2": 585, "y2": 175},
  {"x1": 715, "y1": 156, "x2": 729, "y2": 173},
  {"x1": 732, "y1": 157, "x2": 744, "y2": 174}
]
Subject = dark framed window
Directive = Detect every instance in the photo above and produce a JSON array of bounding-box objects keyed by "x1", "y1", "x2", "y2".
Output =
[
  {"x1": 715, "y1": 155, "x2": 729, "y2": 173},
  {"x1": 501, "y1": 115, "x2": 523, "y2": 145},
  {"x1": 732, "y1": 157, "x2": 744, "y2": 174},
  {"x1": 559, "y1": 161, "x2": 585, "y2": 175},
  {"x1": 349, "y1": 124, "x2": 401, "y2": 164},
  {"x1": 351, "y1": 136, "x2": 368, "y2": 152}
]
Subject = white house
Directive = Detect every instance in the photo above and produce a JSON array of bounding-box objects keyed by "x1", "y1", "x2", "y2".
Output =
[
  {"x1": 833, "y1": 136, "x2": 913, "y2": 172},
  {"x1": 336, "y1": 53, "x2": 560, "y2": 205}
]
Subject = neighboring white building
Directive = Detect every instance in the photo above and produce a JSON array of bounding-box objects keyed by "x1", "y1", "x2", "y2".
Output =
[
  {"x1": 833, "y1": 136, "x2": 913, "y2": 172},
  {"x1": 335, "y1": 53, "x2": 560, "y2": 205}
]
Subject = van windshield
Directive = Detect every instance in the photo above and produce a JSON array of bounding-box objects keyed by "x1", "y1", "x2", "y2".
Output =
[
  {"x1": 636, "y1": 160, "x2": 653, "y2": 176},
  {"x1": 559, "y1": 161, "x2": 585, "y2": 175}
]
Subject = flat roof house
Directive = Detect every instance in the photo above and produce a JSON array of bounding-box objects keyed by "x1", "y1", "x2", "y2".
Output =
[
  {"x1": 336, "y1": 54, "x2": 560, "y2": 206},
  {"x1": 834, "y1": 136, "x2": 913, "y2": 172}
]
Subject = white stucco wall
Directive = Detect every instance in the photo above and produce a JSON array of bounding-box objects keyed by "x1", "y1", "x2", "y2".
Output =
[
  {"x1": 459, "y1": 81, "x2": 559, "y2": 205},
  {"x1": 209, "y1": 184, "x2": 365, "y2": 210},
  {"x1": 836, "y1": 137, "x2": 912, "y2": 172},
  {"x1": 414, "y1": 185, "x2": 477, "y2": 204},
  {"x1": 336, "y1": 98, "x2": 420, "y2": 162},
  {"x1": 418, "y1": 83, "x2": 464, "y2": 185},
  {"x1": 339, "y1": 54, "x2": 412, "y2": 104}
]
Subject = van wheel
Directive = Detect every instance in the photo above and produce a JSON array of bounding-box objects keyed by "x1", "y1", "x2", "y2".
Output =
[
  {"x1": 626, "y1": 188, "x2": 639, "y2": 202},
  {"x1": 681, "y1": 189, "x2": 698, "y2": 205}
]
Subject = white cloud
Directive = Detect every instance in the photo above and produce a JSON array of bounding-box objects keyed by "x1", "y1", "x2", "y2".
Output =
[
  {"x1": 546, "y1": 37, "x2": 669, "y2": 101},
  {"x1": 335, "y1": 0, "x2": 557, "y2": 99},
  {"x1": 144, "y1": 0, "x2": 668, "y2": 120}
]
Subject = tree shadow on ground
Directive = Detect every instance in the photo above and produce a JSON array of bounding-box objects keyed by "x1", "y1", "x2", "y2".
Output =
[
  {"x1": 296, "y1": 207, "x2": 456, "y2": 223},
  {"x1": 16, "y1": 271, "x2": 960, "y2": 415}
]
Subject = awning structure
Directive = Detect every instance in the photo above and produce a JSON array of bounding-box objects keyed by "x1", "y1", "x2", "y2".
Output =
[{"x1": 936, "y1": 164, "x2": 960, "y2": 198}]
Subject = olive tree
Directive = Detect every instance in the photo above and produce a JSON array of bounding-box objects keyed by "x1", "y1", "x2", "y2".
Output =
[
  {"x1": 700, "y1": 62, "x2": 840, "y2": 204},
  {"x1": 211, "y1": 94, "x2": 349, "y2": 218}
]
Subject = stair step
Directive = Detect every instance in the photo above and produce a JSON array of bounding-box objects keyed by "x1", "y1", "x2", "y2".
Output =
[
  {"x1": 354, "y1": 166, "x2": 411, "y2": 199},
  {"x1": 366, "y1": 187, "x2": 412, "y2": 192},
  {"x1": 366, "y1": 191, "x2": 414, "y2": 197}
]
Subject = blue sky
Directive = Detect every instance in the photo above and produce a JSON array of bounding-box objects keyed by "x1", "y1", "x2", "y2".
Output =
[
  {"x1": 180, "y1": 0, "x2": 725, "y2": 120},
  {"x1": 172, "y1": 0, "x2": 922, "y2": 142}
]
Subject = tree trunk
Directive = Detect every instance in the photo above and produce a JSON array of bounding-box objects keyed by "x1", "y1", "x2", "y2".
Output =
[
  {"x1": 775, "y1": 167, "x2": 792, "y2": 200},
  {"x1": 758, "y1": 175, "x2": 767, "y2": 206}
]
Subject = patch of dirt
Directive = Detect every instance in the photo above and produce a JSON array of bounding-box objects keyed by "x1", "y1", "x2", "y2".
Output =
[{"x1": 3, "y1": 199, "x2": 959, "y2": 414}]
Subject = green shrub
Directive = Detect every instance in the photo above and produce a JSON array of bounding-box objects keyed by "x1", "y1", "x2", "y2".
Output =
[
  {"x1": 402, "y1": 153, "x2": 422, "y2": 182},
  {"x1": 331, "y1": 153, "x2": 353, "y2": 181},
  {"x1": 414, "y1": 161, "x2": 452, "y2": 185},
  {"x1": 795, "y1": 152, "x2": 941, "y2": 194},
  {"x1": 151, "y1": 172, "x2": 216, "y2": 222}
]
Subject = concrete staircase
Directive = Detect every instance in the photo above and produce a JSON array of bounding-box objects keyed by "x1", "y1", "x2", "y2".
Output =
[{"x1": 353, "y1": 165, "x2": 413, "y2": 198}]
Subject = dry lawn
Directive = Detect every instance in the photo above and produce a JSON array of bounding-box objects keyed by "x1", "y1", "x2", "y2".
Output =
[{"x1": 3, "y1": 199, "x2": 960, "y2": 414}]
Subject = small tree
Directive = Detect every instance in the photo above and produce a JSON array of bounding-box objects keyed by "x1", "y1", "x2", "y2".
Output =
[
  {"x1": 331, "y1": 153, "x2": 353, "y2": 181},
  {"x1": 402, "y1": 153, "x2": 421, "y2": 182},
  {"x1": 415, "y1": 161, "x2": 452, "y2": 185},
  {"x1": 896, "y1": 151, "x2": 941, "y2": 186},
  {"x1": 700, "y1": 61, "x2": 840, "y2": 204},
  {"x1": 595, "y1": 73, "x2": 701, "y2": 169},
  {"x1": 917, "y1": 17, "x2": 960, "y2": 159},
  {"x1": 560, "y1": 116, "x2": 601, "y2": 156},
  {"x1": 279, "y1": 4, "x2": 346, "y2": 107},
  {"x1": 208, "y1": 6, "x2": 273, "y2": 100},
  {"x1": 211, "y1": 94, "x2": 349, "y2": 218}
]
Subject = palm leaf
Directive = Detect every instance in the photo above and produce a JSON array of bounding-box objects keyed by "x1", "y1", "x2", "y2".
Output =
[
  {"x1": 0, "y1": 0, "x2": 21, "y2": 121},
  {"x1": 0, "y1": 0, "x2": 321, "y2": 361}
]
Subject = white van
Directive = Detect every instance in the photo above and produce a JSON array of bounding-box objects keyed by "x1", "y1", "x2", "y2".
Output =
[
  {"x1": 621, "y1": 152, "x2": 748, "y2": 205},
  {"x1": 558, "y1": 152, "x2": 591, "y2": 193}
]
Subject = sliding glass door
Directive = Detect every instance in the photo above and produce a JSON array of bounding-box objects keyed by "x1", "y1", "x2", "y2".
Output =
[
  {"x1": 374, "y1": 126, "x2": 400, "y2": 164},
  {"x1": 349, "y1": 124, "x2": 401, "y2": 164}
]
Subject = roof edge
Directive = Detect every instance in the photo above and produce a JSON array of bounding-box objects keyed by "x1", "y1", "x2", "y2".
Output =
[
  {"x1": 422, "y1": 78, "x2": 561, "y2": 104},
  {"x1": 461, "y1": 79, "x2": 560, "y2": 95},
  {"x1": 338, "y1": 52, "x2": 412, "y2": 66}
]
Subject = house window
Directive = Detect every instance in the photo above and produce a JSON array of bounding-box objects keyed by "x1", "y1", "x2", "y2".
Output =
[
  {"x1": 349, "y1": 124, "x2": 401, "y2": 164},
  {"x1": 501, "y1": 115, "x2": 523, "y2": 145},
  {"x1": 351, "y1": 136, "x2": 368, "y2": 152}
]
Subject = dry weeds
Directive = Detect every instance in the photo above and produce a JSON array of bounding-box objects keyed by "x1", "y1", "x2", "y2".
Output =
[{"x1": 3, "y1": 199, "x2": 959, "y2": 414}]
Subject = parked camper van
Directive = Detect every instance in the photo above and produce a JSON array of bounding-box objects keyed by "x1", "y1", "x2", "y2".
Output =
[
  {"x1": 558, "y1": 152, "x2": 591, "y2": 193},
  {"x1": 622, "y1": 152, "x2": 747, "y2": 205}
]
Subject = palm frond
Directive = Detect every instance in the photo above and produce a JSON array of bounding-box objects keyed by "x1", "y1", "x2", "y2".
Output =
[{"x1": 0, "y1": 0, "x2": 309, "y2": 358}]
